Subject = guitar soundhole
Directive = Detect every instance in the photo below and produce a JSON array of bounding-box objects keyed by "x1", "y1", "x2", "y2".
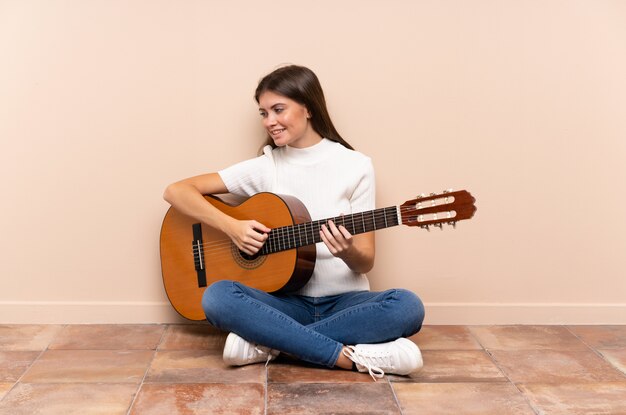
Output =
[
  {"x1": 230, "y1": 244, "x2": 267, "y2": 269},
  {"x1": 240, "y1": 251, "x2": 259, "y2": 261}
]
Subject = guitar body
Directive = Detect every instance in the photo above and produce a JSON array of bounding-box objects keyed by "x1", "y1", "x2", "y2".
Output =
[{"x1": 160, "y1": 193, "x2": 316, "y2": 320}]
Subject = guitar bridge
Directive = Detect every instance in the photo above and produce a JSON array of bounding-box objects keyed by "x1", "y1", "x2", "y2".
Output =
[{"x1": 192, "y1": 223, "x2": 207, "y2": 287}]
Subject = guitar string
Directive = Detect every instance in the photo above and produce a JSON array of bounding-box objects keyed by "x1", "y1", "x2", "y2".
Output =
[
  {"x1": 192, "y1": 208, "x2": 407, "y2": 254},
  {"x1": 189, "y1": 206, "x2": 458, "y2": 257},
  {"x1": 191, "y1": 205, "x2": 456, "y2": 254}
]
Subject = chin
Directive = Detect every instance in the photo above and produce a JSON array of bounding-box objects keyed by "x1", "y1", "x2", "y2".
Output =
[{"x1": 271, "y1": 137, "x2": 290, "y2": 147}]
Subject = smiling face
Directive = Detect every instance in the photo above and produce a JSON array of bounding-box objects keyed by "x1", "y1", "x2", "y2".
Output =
[{"x1": 258, "y1": 90, "x2": 322, "y2": 148}]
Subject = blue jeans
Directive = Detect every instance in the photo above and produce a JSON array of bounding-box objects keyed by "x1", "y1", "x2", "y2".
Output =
[{"x1": 202, "y1": 280, "x2": 425, "y2": 367}]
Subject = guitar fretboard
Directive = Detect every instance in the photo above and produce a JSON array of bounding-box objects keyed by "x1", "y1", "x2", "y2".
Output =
[{"x1": 259, "y1": 206, "x2": 400, "y2": 255}]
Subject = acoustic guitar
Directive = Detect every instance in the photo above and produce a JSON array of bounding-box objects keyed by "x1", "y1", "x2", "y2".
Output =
[{"x1": 160, "y1": 190, "x2": 476, "y2": 320}]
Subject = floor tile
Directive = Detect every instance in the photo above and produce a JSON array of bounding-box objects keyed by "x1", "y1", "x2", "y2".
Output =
[
  {"x1": 158, "y1": 324, "x2": 226, "y2": 352},
  {"x1": 268, "y1": 382, "x2": 400, "y2": 414},
  {"x1": 598, "y1": 349, "x2": 626, "y2": 376},
  {"x1": 49, "y1": 324, "x2": 165, "y2": 350},
  {"x1": 519, "y1": 382, "x2": 626, "y2": 414},
  {"x1": 469, "y1": 325, "x2": 589, "y2": 350},
  {"x1": 145, "y1": 350, "x2": 264, "y2": 383},
  {"x1": 0, "y1": 351, "x2": 40, "y2": 382},
  {"x1": 21, "y1": 350, "x2": 153, "y2": 383},
  {"x1": 0, "y1": 383, "x2": 13, "y2": 400},
  {"x1": 0, "y1": 383, "x2": 137, "y2": 415},
  {"x1": 393, "y1": 382, "x2": 535, "y2": 414},
  {"x1": 390, "y1": 350, "x2": 506, "y2": 383},
  {"x1": 2, "y1": 323, "x2": 623, "y2": 413},
  {"x1": 268, "y1": 361, "x2": 372, "y2": 383},
  {"x1": 568, "y1": 325, "x2": 626, "y2": 349},
  {"x1": 489, "y1": 349, "x2": 626, "y2": 384},
  {"x1": 130, "y1": 383, "x2": 264, "y2": 415},
  {"x1": 0, "y1": 325, "x2": 63, "y2": 351},
  {"x1": 409, "y1": 325, "x2": 482, "y2": 350}
]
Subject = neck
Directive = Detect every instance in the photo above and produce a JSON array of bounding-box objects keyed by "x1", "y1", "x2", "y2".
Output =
[
  {"x1": 288, "y1": 127, "x2": 323, "y2": 149},
  {"x1": 259, "y1": 206, "x2": 400, "y2": 255}
]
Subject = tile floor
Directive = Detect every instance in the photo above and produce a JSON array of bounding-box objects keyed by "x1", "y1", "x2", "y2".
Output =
[{"x1": 0, "y1": 324, "x2": 625, "y2": 414}]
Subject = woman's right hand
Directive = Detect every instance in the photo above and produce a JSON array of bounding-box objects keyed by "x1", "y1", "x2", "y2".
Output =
[{"x1": 224, "y1": 218, "x2": 271, "y2": 256}]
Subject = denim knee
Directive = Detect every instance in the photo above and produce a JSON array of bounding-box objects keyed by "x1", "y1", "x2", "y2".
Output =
[
  {"x1": 393, "y1": 289, "x2": 425, "y2": 336},
  {"x1": 201, "y1": 280, "x2": 234, "y2": 326}
]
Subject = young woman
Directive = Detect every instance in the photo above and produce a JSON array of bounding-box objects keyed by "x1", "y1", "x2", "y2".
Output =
[{"x1": 163, "y1": 65, "x2": 425, "y2": 380}]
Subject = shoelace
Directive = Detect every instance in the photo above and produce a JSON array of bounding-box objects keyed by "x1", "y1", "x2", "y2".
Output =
[
  {"x1": 343, "y1": 346, "x2": 385, "y2": 381},
  {"x1": 252, "y1": 345, "x2": 274, "y2": 368},
  {"x1": 265, "y1": 353, "x2": 273, "y2": 367}
]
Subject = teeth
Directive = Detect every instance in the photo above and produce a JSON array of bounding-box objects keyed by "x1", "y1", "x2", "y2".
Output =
[{"x1": 271, "y1": 129, "x2": 285, "y2": 135}]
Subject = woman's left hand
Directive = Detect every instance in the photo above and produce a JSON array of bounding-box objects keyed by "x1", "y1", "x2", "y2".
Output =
[{"x1": 320, "y1": 219, "x2": 353, "y2": 258}]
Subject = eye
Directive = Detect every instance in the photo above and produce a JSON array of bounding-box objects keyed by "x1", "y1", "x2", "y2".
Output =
[
  {"x1": 259, "y1": 111, "x2": 267, "y2": 118},
  {"x1": 274, "y1": 107, "x2": 284, "y2": 114}
]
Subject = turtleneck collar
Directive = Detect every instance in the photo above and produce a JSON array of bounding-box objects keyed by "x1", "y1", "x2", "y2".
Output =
[{"x1": 281, "y1": 138, "x2": 338, "y2": 165}]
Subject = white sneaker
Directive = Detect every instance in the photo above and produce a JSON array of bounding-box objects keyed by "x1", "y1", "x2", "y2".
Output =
[
  {"x1": 343, "y1": 338, "x2": 423, "y2": 380},
  {"x1": 223, "y1": 332, "x2": 279, "y2": 366}
]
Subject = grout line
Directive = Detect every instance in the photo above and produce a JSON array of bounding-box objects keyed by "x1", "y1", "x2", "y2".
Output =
[
  {"x1": 155, "y1": 322, "x2": 170, "y2": 351},
  {"x1": 564, "y1": 325, "x2": 607, "y2": 356},
  {"x1": 0, "y1": 323, "x2": 68, "y2": 404},
  {"x1": 465, "y1": 325, "x2": 541, "y2": 415},
  {"x1": 264, "y1": 363, "x2": 269, "y2": 415},
  {"x1": 386, "y1": 376, "x2": 404, "y2": 415},
  {"x1": 125, "y1": 323, "x2": 168, "y2": 415},
  {"x1": 564, "y1": 325, "x2": 626, "y2": 380},
  {"x1": 482, "y1": 347, "x2": 541, "y2": 415}
]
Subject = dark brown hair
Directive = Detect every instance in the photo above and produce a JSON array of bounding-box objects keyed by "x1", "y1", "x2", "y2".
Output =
[{"x1": 255, "y1": 65, "x2": 354, "y2": 150}]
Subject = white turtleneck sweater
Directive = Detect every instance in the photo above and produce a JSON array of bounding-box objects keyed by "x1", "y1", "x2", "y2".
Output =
[{"x1": 218, "y1": 138, "x2": 376, "y2": 297}]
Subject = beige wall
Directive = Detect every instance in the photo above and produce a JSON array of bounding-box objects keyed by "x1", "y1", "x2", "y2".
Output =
[{"x1": 1, "y1": 0, "x2": 625, "y2": 324}]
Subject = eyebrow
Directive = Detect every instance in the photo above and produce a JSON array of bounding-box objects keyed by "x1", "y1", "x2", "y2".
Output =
[{"x1": 258, "y1": 103, "x2": 287, "y2": 111}]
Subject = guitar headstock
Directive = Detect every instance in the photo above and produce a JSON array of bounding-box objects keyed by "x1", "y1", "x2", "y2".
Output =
[{"x1": 400, "y1": 190, "x2": 476, "y2": 230}]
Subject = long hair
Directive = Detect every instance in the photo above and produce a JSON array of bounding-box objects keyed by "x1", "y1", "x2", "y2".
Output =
[{"x1": 254, "y1": 65, "x2": 354, "y2": 150}]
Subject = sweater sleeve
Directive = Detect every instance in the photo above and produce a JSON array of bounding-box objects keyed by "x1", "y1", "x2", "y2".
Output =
[{"x1": 217, "y1": 147, "x2": 275, "y2": 196}]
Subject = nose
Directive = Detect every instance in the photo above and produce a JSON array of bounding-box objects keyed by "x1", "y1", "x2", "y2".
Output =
[{"x1": 263, "y1": 113, "x2": 277, "y2": 129}]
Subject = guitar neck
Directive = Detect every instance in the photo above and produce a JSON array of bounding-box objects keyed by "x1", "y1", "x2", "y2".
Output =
[{"x1": 259, "y1": 206, "x2": 400, "y2": 255}]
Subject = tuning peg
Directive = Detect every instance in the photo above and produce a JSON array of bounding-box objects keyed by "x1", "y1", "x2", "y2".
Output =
[
  {"x1": 434, "y1": 223, "x2": 443, "y2": 230},
  {"x1": 448, "y1": 221, "x2": 457, "y2": 229},
  {"x1": 416, "y1": 193, "x2": 426, "y2": 199},
  {"x1": 421, "y1": 225, "x2": 430, "y2": 232}
]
